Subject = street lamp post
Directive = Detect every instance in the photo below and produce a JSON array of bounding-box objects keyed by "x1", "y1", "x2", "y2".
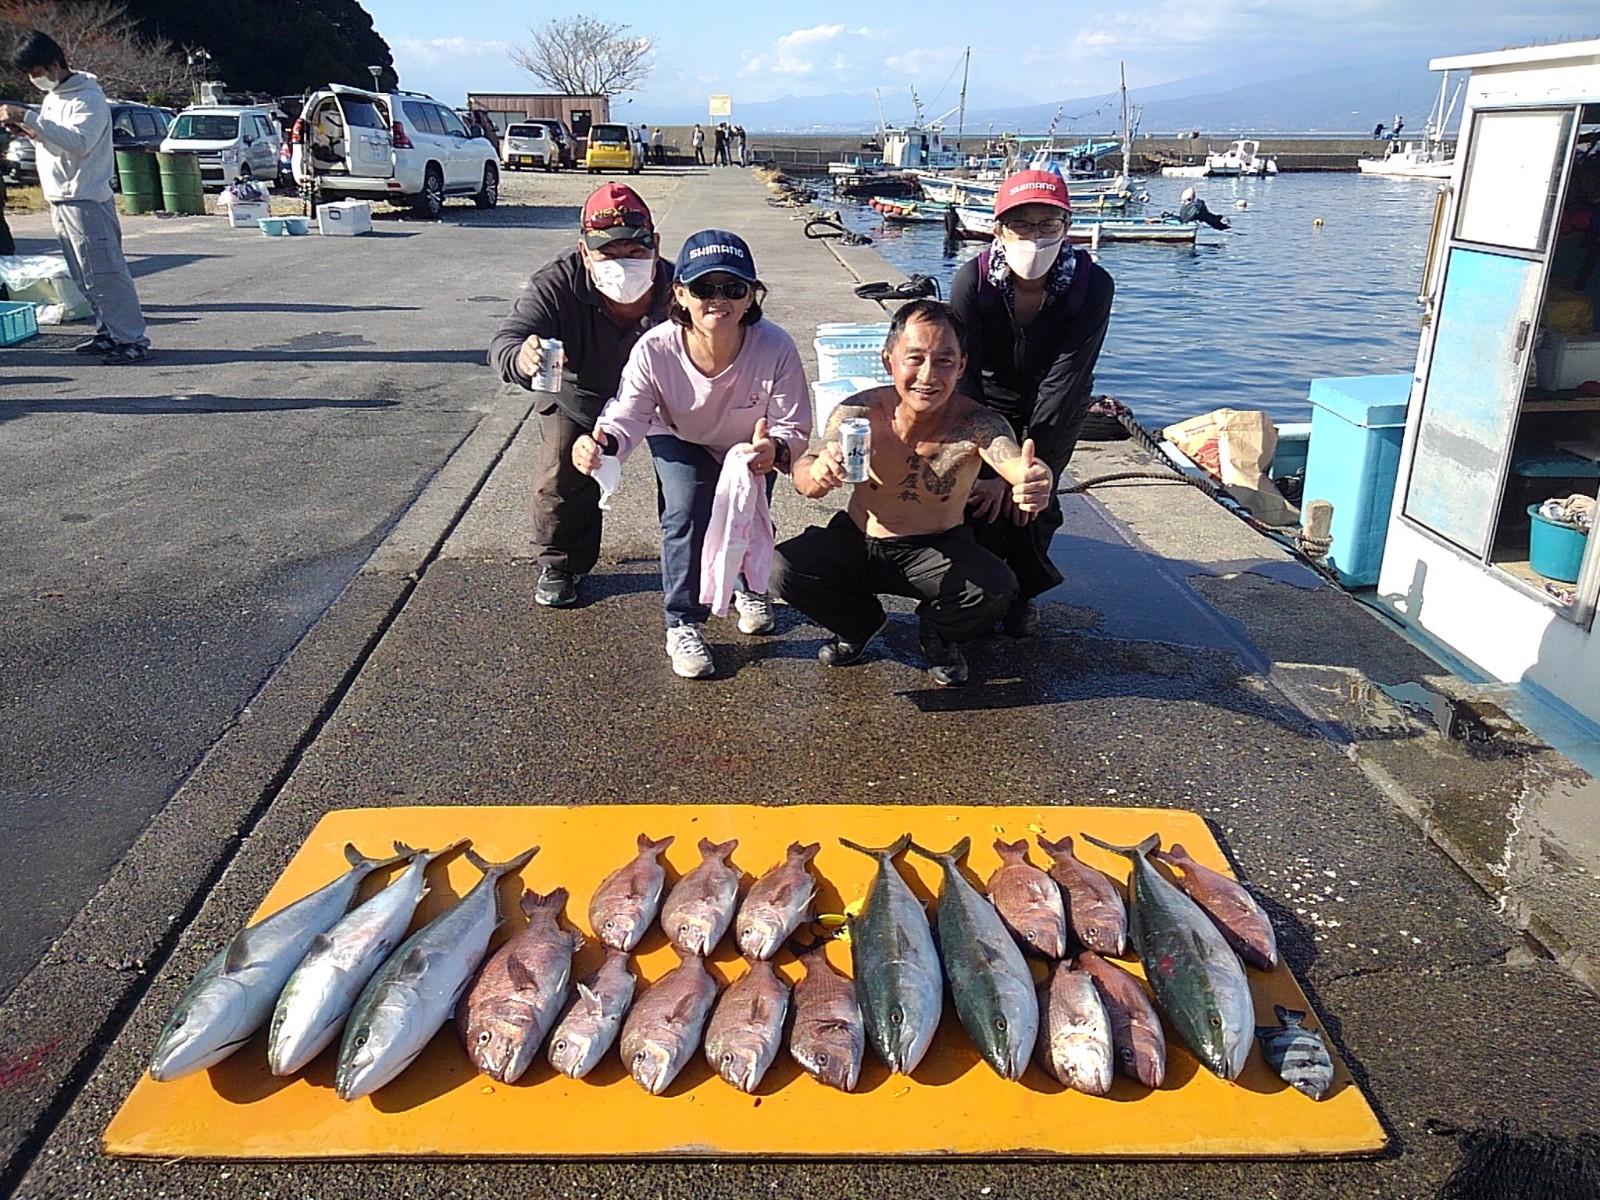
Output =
[{"x1": 368, "y1": 65, "x2": 383, "y2": 92}]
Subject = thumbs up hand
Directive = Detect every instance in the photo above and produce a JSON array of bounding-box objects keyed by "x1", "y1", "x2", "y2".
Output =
[
  {"x1": 1010, "y1": 437, "x2": 1053, "y2": 515},
  {"x1": 746, "y1": 415, "x2": 778, "y2": 475}
]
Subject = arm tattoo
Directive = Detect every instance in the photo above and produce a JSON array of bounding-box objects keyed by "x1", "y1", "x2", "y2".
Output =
[{"x1": 960, "y1": 407, "x2": 1021, "y2": 462}]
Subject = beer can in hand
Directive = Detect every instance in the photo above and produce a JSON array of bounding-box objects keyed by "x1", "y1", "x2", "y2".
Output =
[
  {"x1": 531, "y1": 338, "x2": 565, "y2": 392},
  {"x1": 839, "y1": 417, "x2": 872, "y2": 484}
]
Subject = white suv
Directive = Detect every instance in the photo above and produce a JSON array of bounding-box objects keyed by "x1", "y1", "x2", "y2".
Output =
[
  {"x1": 290, "y1": 85, "x2": 498, "y2": 217},
  {"x1": 161, "y1": 105, "x2": 281, "y2": 187}
]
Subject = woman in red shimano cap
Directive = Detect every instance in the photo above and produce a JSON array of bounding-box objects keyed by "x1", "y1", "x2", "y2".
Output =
[{"x1": 949, "y1": 167, "x2": 1115, "y2": 637}]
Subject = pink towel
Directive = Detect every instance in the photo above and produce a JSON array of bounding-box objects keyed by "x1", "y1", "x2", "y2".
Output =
[{"x1": 699, "y1": 446, "x2": 773, "y2": 616}]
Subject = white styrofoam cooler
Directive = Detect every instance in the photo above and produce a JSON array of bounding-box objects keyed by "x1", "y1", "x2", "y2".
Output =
[
  {"x1": 814, "y1": 322, "x2": 890, "y2": 384},
  {"x1": 226, "y1": 201, "x2": 269, "y2": 228},
  {"x1": 1535, "y1": 330, "x2": 1600, "y2": 390},
  {"x1": 811, "y1": 376, "x2": 880, "y2": 433},
  {"x1": 318, "y1": 200, "x2": 373, "y2": 236}
]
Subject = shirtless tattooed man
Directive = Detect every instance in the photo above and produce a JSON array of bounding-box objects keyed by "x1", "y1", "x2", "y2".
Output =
[{"x1": 771, "y1": 299, "x2": 1052, "y2": 686}]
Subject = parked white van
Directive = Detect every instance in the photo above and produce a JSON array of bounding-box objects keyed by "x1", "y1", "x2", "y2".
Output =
[{"x1": 160, "y1": 105, "x2": 282, "y2": 187}]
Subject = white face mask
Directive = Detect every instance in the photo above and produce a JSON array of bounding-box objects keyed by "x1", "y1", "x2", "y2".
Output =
[
  {"x1": 589, "y1": 255, "x2": 656, "y2": 304},
  {"x1": 30, "y1": 73, "x2": 57, "y2": 92},
  {"x1": 1002, "y1": 236, "x2": 1064, "y2": 281}
]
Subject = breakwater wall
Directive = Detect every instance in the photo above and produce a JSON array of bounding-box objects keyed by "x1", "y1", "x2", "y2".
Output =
[{"x1": 733, "y1": 134, "x2": 1389, "y2": 174}]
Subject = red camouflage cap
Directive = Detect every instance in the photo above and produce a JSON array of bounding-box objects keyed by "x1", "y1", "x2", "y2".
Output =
[
  {"x1": 581, "y1": 182, "x2": 655, "y2": 248},
  {"x1": 993, "y1": 169, "x2": 1072, "y2": 217}
]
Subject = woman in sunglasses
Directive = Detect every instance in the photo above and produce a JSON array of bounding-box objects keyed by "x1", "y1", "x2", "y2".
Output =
[
  {"x1": 572, "y1": 230, "x2": 811, "y2": 679},
  {"x1": 949, "y1": 168, "x2": 1115, "y2": 638}
]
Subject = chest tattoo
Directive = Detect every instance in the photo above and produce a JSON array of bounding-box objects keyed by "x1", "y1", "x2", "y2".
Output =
[{"x1": 906, "y1": 448, "x2": 966, "y2": 497}]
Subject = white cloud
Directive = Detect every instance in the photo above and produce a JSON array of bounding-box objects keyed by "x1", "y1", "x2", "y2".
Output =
[
  {"x1": 391, "y1": 36, "x2": 509, "y2": 69},
  {"x1": 741, "y1": 24, "x2": 849, "y2": 78}
]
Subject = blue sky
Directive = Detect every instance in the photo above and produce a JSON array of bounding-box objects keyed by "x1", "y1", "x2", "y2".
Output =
[{"x1": 377, "y1": 2, "x2": 1596, "y2": 118}]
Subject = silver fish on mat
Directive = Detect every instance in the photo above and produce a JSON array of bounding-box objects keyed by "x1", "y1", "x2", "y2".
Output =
[
  {"x1": 1037, "y1": 833, "x2": 1128, "y2": 957},
  {"x1": 1035, "y1": 962, "x2": 1114, "y2": 1095},
  {"x1": 547, "y1": 948, "x2": 637, "y2": 1080},
  {"x1": 1257, "y1": 1005, "x2": 1334, "y2": 1100},
  {"x1": 335, "y1": 844, "x2": 538, "y2": 1101},
  {"x1": 735, "y1": 841, "x2": 820, "y2": 961},
  {"x1": 788, "y1": 941, "x2": 865, "y2": 1092},
  {"x1": 1083, "y1": 833, "x2": 1253, "y2": 1081},
  {"x1": 457, "y1": 887, "x2": 585, "y2": 1084},
  {"x1": 987, "y1": 838, "x2": 1068, "y2": 958},
  {"x1": 619, "y1": 951, "x2": 720, "y2": 1095},
  {"x1": 150, "y1": 842, "x2": 408, "y2": 1082},
  {"x1": 1076, "y1": 950, "x2": 1166, "y2": 1089},
  {"x1": 910, "y1": 837, "x2": 1038, "y2": 1082},
  {"x1": 704, "y1": 958, "x2": 790, "y2": 1093},
  {"x1": 589, "y1": 833, "x2": 674, "y2": 953},
  {"x1": 839, "y1": 834, "x2": 942, "y2": 1076},
  {"x1": 661, "y1": 837, "x2": 741, "y2": 957},
  {"x1": 1155, "y1": 843, "x2": 1279, "y2": 971},
  {"x1": 269, "y1": 840, "x2": 463, "y2": 1078}
]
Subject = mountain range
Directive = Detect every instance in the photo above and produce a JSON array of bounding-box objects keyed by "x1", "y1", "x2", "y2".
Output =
[{"x1": 633, "y1": 61, "x2": 1457, "y2": 137}]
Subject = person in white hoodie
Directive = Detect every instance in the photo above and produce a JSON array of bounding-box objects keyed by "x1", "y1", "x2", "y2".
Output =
[{"x1": 1, "y1": 31, "x2": 149, "y2": 364}]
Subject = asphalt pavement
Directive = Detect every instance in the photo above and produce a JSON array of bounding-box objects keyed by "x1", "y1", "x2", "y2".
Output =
[{"x1": 2, "y1": 165, "x2": 1597, "y2": 1199}]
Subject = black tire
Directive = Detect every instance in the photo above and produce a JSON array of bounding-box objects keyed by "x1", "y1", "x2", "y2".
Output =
[
  {"x1": 474, "y1": 162, "x2": 498, "y2": 209},
  {"x1": 414, "y1": 165, "x2": 444, "y2": 219}
]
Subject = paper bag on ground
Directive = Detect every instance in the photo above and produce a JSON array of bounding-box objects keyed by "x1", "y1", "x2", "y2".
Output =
[{"x1": 1164, "y1": 408, "x2": 1299, "y2": 527}]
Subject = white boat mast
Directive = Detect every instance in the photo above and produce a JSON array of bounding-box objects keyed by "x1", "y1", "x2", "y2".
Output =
[
  {"x1": 957, "y1": 46, "x2": 970, "y2": 142},
  {"x1": 1120, "y1": 62, "x2": 1132, "y2": 179}
]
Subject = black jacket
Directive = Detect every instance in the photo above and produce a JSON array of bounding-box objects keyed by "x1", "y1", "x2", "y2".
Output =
[
  {"x1": 949, "y1": 247, "x2": 1114, "y2": 474},
  {"x1": 487, "y1": 248, "x2": 673, "y2": 428}
]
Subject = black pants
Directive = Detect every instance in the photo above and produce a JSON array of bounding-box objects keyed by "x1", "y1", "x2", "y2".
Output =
[
  {"x1": 772, "y1": 512, "x2": 1017, "y2": 645},
  {"x1": 532, "y1": 402, "x2": 602, "y2": 575}
]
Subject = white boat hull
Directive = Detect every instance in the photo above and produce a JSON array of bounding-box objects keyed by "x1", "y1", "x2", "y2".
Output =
[
  {"x1": 1357, "y1": 157, "x2": 1454, "y2": 179},
  {"x1": 1161, "y1": 164, "x2": 1212, "y2": 178}
]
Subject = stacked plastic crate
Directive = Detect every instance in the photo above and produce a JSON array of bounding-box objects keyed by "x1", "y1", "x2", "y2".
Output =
[{"x1": 811, "y1": 322, "x2": 890, "y2": 432}]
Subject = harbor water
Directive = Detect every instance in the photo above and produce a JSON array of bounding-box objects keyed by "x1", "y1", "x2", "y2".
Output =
[{"x1": 833, "y1": 172, "x2": 1442, "y2": 429}]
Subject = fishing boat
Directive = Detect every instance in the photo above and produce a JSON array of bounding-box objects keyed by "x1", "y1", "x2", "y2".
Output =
[
  {"x1": 1203, "y1": 140, "x2": 1278, "y2": 177},
  {"x1": 1358, "y1": 71, "x2": 1463, "y2": 179},
  {"x1": 948, "y1": 205, "x2": 1199, "y2": 244}
]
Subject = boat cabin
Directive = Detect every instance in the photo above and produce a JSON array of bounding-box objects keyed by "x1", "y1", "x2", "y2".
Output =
[
  {"x1": 1377, "y1": 38, "x2": 1600, "y2": 729},
  {"x1": 880, "y1": 125, "x2": 963, "y2": 170}
]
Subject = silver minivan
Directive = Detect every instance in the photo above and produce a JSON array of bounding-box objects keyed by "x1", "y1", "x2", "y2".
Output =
[{"x1": 160, "y1": 105, "x2": 282, "y2": 187}]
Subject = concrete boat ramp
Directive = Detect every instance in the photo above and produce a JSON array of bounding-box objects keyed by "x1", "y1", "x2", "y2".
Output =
[{"x1": 1, "y1": 168, "x2": 1597, "y2": 1197}]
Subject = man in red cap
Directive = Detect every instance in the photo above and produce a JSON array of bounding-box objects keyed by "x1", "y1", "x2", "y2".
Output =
[
  {"x1": 489, "y1": 182, "x2": 674, "y2": 607},
  {"x1": 949, "y1": 168, "x2": 1115, "y2": 637}
]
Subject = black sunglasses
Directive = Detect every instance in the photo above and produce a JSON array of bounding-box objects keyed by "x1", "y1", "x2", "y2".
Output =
[{"x1": 684, "y1": 277, "x2": 751, "y2": 300}]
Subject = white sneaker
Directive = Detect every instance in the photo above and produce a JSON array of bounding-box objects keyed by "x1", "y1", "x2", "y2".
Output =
[
  {"x1": 665, "y1": 623, "x2": 714, "y2": 678},
  {"x1": 733, "y1": 590, "x2": 775, "y2": 635}
]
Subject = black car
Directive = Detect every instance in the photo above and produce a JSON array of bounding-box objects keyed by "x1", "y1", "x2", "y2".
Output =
[{"x1": 5, "y1": 100, "x2": 169, "y2": 186}]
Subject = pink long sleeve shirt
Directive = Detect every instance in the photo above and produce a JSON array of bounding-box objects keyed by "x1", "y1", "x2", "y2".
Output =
[{"x1": 595, "y1": 318, "x2": 812, "y2": 465}]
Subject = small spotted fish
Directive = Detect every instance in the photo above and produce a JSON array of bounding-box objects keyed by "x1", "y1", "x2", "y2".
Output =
[{"x1": 1256, "y1": 1005, "x2": 1334, "y2": 1100}]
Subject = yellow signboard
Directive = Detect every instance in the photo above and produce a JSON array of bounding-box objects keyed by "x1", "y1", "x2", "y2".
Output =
[{"x1": 709, "y1": 94, "x2": 732, "y2": 117}]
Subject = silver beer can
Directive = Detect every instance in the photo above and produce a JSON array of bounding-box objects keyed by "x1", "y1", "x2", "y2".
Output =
[
  {"x1": 839, "y1": 416, "x2": 871, "y2": 484},
  {"x1": 531, "y1": 338, "x2": 565, "y2": 392}
]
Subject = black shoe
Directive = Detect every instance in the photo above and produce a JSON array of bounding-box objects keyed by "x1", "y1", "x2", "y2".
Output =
[
  {"x1": 75, "y1": 334, "x2": 118, "y2": 355},
  {"x1": 818, "y1": 617, "x2": 889, "y2": 667},
  {"x1": 919, "y1": 625, "x2": 969, "y2": 687},
  {"x1": 101, "y1": 343, "x2": 148, "y2": 365},
  {"x1": 535, "y1": 567, "x2": 580, "y2": 607},
  {"x1": 1002, "y1": 597, "x2": 1038, "y2": 639}
]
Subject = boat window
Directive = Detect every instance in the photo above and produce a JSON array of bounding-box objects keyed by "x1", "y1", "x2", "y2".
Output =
[{"x1": 1455, "y1": 108, "x2": 1574, "y2": 252}]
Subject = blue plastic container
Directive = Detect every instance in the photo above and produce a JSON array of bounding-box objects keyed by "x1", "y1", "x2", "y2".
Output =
[
  {"x1": 1527, "y1": 505, "x2": 1588, "y2": 582},
  {"x1": 1302, "y1": 374, "x2": 1412, "y2": 587},
  {"x1": 0, "y1": 300, "x2": 38, "y2": 346}
]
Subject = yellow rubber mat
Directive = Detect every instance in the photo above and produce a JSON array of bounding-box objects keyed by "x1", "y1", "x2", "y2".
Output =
[{"x1": 105, "y1": 805, "x2": 1386, "y2": 1158}]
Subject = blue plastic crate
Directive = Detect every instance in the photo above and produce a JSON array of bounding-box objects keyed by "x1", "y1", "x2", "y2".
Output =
[{"x1": 0, "y1": 300, "x2": 39, "y2": 346}]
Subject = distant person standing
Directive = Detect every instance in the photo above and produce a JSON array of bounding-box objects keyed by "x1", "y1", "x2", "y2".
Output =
[
  {"x1": 1, "y1": 30, "x2": 148, "y2": 363},
  {"x1": 713, "y1": 122, "x2": 729, "y2": 167},
  {"x1": 1372, "y1": 121, "x2": 1385, "y2": 139},
  {"x1": 1392, "y1": 115, "x2": 1404, "y2": 138},
  {"x1": 652, "y1": 125, "x2": 665, "y2": 165},
  {"x1": 692, "y1": 123, "x2": 706, "y2": 165},
  {"x1": 735, "y1": 125, "x2": 748, "y2": 167}
]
